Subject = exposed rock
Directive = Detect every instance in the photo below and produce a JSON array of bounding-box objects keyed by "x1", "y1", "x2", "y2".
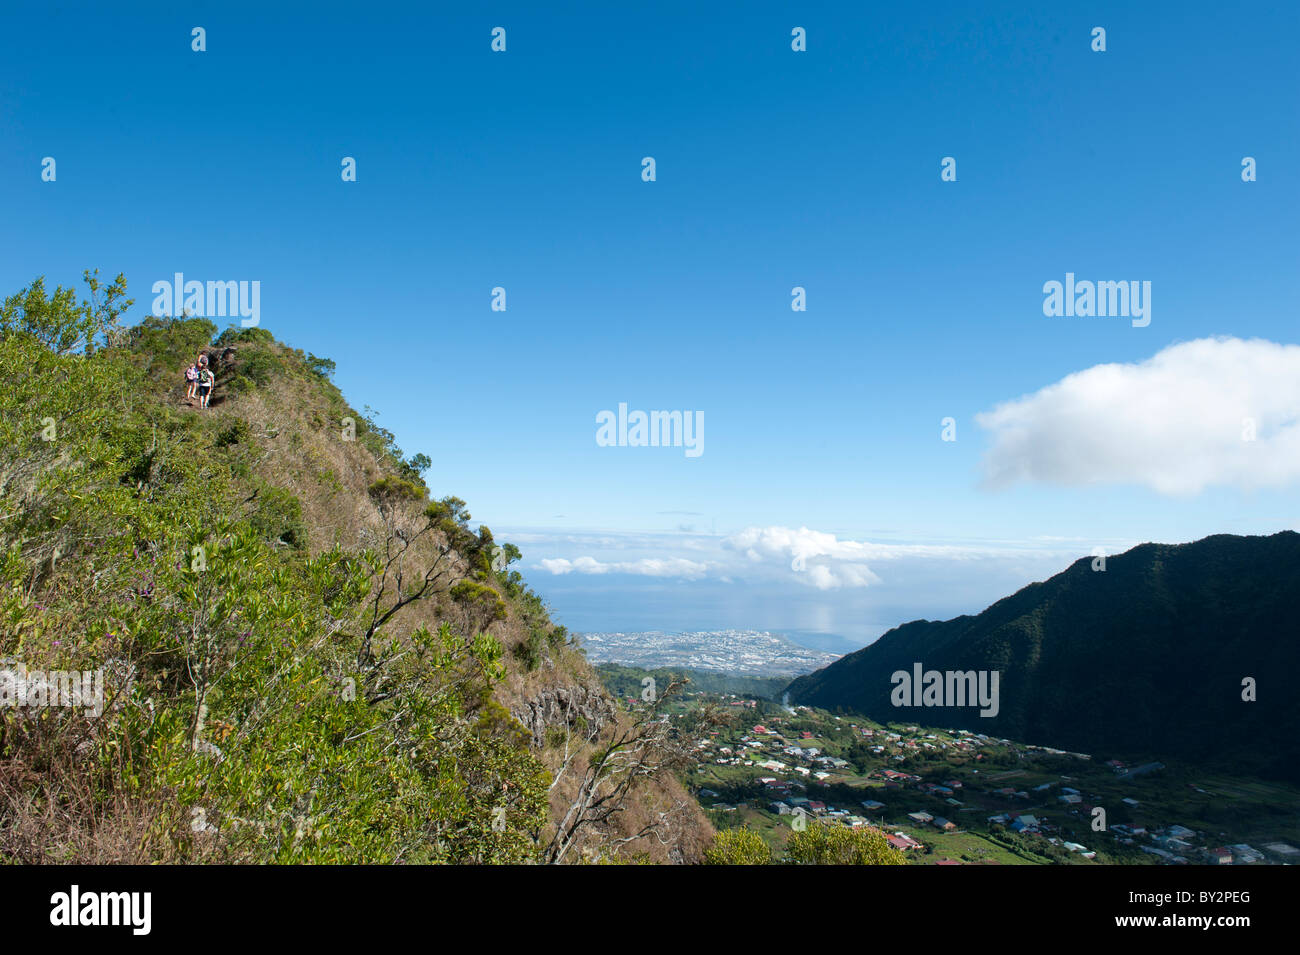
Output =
[{"x1": 511, "y1": 682, "x2": 617, "y2": 748}]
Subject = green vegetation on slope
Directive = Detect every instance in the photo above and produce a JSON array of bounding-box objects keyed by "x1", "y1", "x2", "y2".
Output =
[{"x1": 0, "y1": 272, "x2": 626, "y2": 862}]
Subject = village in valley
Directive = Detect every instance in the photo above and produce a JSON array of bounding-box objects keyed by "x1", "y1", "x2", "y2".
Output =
[{"x1": 620, "y1": 680, "x2": 1300, "y2": 866}]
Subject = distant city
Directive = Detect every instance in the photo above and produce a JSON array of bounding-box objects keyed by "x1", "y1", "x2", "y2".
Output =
[{"x1": 577, "y1": 629, "x2": 840, "y2": 677}]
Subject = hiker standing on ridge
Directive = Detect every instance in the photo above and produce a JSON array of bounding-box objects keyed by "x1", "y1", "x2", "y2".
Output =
[
  {"x1": 198, "y1": 363, "x2": 215, "y2": 409},
  {"x1": 184, "y1": 359, "x2": 199, "y2": 404}
]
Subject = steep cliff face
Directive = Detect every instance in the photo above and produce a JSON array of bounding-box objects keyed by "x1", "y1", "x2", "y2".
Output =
[{"x1": 221, "y1": 342, "x2": 713, "y2": 861}]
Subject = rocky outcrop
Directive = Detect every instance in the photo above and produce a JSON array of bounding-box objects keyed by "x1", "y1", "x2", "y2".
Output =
[{"x1": 510, "y1": 682, "x2": 617, "y2": 748}]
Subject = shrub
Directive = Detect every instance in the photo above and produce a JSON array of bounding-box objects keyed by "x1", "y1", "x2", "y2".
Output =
[
  {"x1": 123, "y1": 315, "x2": 218, "y2": 379},
  {"x1": 250, "y1": 483, "x2": 307, "y2": 549},
  {"x1": 367, "y1": 476, "x2": 425, "y2": 512},
  {"x1": 223, "y1": 348, "x2": 282, "y2": 393},
  {"x1": 215, "y1": 418, "x2": 252, "y2": 448},
  {"x1": 705, "y1": 827, "x2": 771, "y2": 865},
  {"x1": 450, "y1": 580, "x2": 508, "y2": 635},
  {"x1": 214, "y1": 325, "x2": 274, "y2": 346},
  {"x1": 513, "y1": 625, "x2": 549, "y2": 672},
  {"x1": 786, "y1": 823, "x2": 907, "y2": 865}
]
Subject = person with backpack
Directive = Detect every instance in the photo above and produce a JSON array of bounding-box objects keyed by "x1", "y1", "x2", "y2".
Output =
[{"x1": 198, "y1": 364, "x2": 215, "y2": 409}]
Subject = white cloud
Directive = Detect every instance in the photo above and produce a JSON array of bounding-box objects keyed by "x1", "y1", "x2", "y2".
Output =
[
  {"x1": 976, "y1": 337, "x2": 1300, "y2": 495},
  {"x1": 718, "y1": 526, "x2": 1090, "y2": 590},
  {"x1": 724, "y1": 526, "x2": 1007, "y2": 563},
  {"x1": 723, "y1": 526, "x2": 883, "y2": 590},
  {"x1": 524, "y1": 525, "x2": 1087, "y2": 595},
  {"x1": 537, "y1": 556, "x2": 709, "y2": 579}
]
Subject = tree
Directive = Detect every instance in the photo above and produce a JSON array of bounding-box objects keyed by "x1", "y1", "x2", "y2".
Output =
[
  {"x1": 305, "y1": 353, "x2": 336, "y2": 379},
  {"x1": 543, "y1": 677, "x2": 724, "y2": 864},
  {"x1": 404, "y1": 452, "x2": 431, "y2": 477},
  {"x1": 0, "y1": 270, "x2": 132, "y2": 355}
]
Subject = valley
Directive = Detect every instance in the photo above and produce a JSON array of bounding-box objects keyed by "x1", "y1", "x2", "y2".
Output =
[{"x1": 597, "y1": 666, "x2": 1300, "y2": 865}]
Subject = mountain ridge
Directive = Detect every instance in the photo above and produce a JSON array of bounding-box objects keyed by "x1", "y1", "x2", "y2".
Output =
[
  {"x1": 0, "y1": 278, "x2": 711, "y2": 863},
  {"x1": 786, "y1": 532, "x2": 1300, "y2": 783}
]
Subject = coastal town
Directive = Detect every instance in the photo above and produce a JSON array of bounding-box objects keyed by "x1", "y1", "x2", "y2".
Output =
[{"x1": 581, "y1": 629, "x2": 838, "y2": 677}]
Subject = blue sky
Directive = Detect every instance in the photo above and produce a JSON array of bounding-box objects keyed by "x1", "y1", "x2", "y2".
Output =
[{"x1": 3, "y1": 2, "x2": 1297, "y2": 644}]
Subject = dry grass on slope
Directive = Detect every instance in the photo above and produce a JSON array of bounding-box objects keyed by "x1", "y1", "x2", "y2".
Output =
[{"x1": 199, "y1": 344, "x2": 715, "y2": 863}]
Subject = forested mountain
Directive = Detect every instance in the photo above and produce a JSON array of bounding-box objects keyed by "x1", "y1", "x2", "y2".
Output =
[{"x1": 787, "y1": 533, "x2": 1300, "y2": 783}]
